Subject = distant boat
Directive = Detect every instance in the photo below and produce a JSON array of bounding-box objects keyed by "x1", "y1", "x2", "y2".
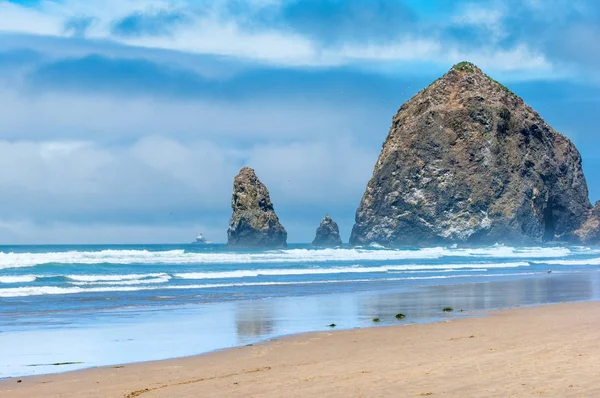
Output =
[{"x1": 192, "y1": 234, "x2": 211, "y2": 244}]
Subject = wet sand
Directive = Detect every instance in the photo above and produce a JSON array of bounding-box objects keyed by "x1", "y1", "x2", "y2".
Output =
[{"x1": 2, "y1": 301, "x2": 599, "y2": 397}]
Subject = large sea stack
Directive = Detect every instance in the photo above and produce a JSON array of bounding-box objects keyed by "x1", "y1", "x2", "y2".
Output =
[
  {"x1": 350, "y1": 62, "x2": 592, "y2": 247},
  {"x1": 312, "y1": 214, "x2": 343, "y2": 247},
  {"x1": 227, "y1": 167, "x2": 287, "y2": 248}
]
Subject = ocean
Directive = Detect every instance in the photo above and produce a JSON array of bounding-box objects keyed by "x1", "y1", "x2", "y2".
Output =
[{"x1": 1, "y1": 243, "x2": 600, "y2": 379}]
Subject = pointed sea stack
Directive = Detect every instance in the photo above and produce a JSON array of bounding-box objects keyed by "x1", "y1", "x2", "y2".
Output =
[
  {"x1": 350, "y1": 62, "x2": 592, "y2": 247},
  {"x1": 312, "y1": 214, "x2": 343, "y2": 247},
  {"x1": 227, "y1": 167, "x2": 287, "y2": 249}
]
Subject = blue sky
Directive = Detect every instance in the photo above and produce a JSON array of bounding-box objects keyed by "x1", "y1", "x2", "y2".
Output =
[{"x1": 0, "y1": 0, "x2": 600, "y2": 243}]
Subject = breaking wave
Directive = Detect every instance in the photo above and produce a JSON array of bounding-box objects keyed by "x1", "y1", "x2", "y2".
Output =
[
  {"x1": 0, "y1": 246, "x2": 575, "y2": 270},
  {"x1": 0, "y1": 276, "x2": 37, "y2": 284},
  {"x1": 172, "y1": 262, "x2": 528, "y2": 280},
  {"x1": 0, "y1": 263, "x2": 527, "y2": 286},
  {"x1": 0, "y1": 272, "x2": 541, "y2": 298},
  {"x1": 66, "y1": 273, "x2": 168, "y2": 282},
  {"x1": 534, "y1": 257, "x2": 600, "y2": 266}
]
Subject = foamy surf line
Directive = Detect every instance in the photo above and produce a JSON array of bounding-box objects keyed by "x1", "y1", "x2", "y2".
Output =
[
  {"x1": 0, "y1": 276, "x2": 37, "y2": 284},
  {"x1": 0, "y1": 272, "x2": 543, "y2": 297},
  {"x1": 0, "y1": 273, "x2": 169, "y2": 284},
  {"x1": 69, "y1": 276, "x2": 172, "y2": 286},
  {"x1": 67, "y1": 273, "x2": 168, "y2": 282},
  {"x1": 0, "y1": 263, "x2": 528, "y2": 285},
  {"x1": 0, "y1": 247, "x2": 577, "y2": 269},
  {"x1": 534, "y1": 258, "x2": 600, "y2": 266},
  {"x1": 171, "y1": 262, "x2": 529, "y2": 280}
]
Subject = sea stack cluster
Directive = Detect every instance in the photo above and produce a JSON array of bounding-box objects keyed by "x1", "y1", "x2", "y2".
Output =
[
  {"x1": 226, "y1": 62, "x2": 600, "y2": 248},
  {"x1": 226, "y1": 167, "x2": 343, "y2": 248}
]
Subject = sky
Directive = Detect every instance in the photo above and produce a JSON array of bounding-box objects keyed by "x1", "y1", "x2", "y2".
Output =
[{"x1": 1, "y1": 0, "x2": 600, "y2": 244}]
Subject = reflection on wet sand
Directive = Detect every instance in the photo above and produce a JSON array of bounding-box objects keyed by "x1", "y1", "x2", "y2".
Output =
[
  {"x1": 1, "y1": 271, "x2": 599, "y2": 378},
  {"x1": 358, "y1": 272, "x2": 595, "y2": 322},
  {"x1": 235, "y1": 305, "x2": 275, "y2": 339}
]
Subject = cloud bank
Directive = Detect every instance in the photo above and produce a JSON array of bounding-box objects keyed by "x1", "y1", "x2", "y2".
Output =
[{"x1": 0, "y1": 0, "x2": 598, "y2": 243}]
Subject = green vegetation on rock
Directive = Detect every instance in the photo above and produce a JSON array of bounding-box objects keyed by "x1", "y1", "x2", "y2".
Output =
[{"x1": 453, "y1": 61, "x2": 476, "y2": 73}]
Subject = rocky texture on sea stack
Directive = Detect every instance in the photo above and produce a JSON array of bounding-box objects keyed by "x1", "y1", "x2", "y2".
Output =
[
  {"x1": 575, "y1": 202, "x2": 600, "y2": 245},
  {"x1": 312, "y1": 214, "x2": 343, "y2": 247},
  {"x1": 227, "y1": 167, "x2": 287, "y2": 248},
  {"x1": 350, "y1": 62, "x2": 593, "y2": 247}
]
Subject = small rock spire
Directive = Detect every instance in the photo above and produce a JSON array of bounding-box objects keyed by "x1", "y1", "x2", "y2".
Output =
[
  {"x1": 227, "y1": 167, "x2": 287, "y2": 248},
  {"x1": 312, "y1": 214, "x2": 342, "y2": 247}
]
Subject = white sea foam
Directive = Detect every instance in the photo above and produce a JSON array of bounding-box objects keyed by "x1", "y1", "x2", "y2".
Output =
[
  {"x1": 0, "y1": 264, "x2": 519, "y2": 287},
  {"x1": 0, "y1": 276, "x2": 37, "y2": 283},
  {"x1": 0, "y1": 272, "x2": 540, "y2": 297},
  {"x1": 0, "y1": 246, "x2": 574, "y2": 270},
  {"x1": 66, "y1": 273, "x2": 168, "y2": 282},
  {"x1": 395, "y1": 268, "x2": 488, "y2": 273},
  {"x1": 173, "y1": 262, "x2": 528, "y2": 280},
  {"x1": 534, "y1": 257, "x2": 600, "y2": 266},
  {"x1": 69, "y1": 275, "x2": 172, "y2": 286}
]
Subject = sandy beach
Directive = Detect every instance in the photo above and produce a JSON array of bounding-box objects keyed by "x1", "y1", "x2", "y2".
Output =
[{"x1": 1, "y1": 301, "x2": 599, "y2": 397}]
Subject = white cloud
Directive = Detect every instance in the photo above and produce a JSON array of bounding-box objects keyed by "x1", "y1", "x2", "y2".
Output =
[
  {"x1": 0, "y1": 0, "x2": 558, "y2": 74},
  {"x1": 452, "y1": 3, "x2": 505, "y2": 28},
  {"x1": 523, "y1": 0, "x2": 591, "y2": 20},
  {"x1": 328, "y1": 39, "x2": 553, "y2": 75},
  {"x1": 0, "y1": 134, "x2": 377, "y2": 243},
  {"x1": 447, "y1": 44, "x2": 554, "y2": 74},
  {"x1": 452, "y1": 3, "x2": 507, "y2": 44},
  {"x1": 0, "y1": 88, "x2": 376, "y2": 142},
  {"x1": 0, "y1": 0, "x2": 585, "y2": 245},
  {"x1": 245, "y1": 139, "x2": 376, "y2": 208},
  {"x1": 0, "y1": 2, "x2": 60, "y2": 36},
  {"x1": 120, "y1": 19, "x2": 318, "y2": 66},
  {"x1": 0, "y1": 137, "x2": 232, "y2": 214},
  {"x1": 332, "y1": 38, "x2": 442, "y2": 62},
  {"x1": 0, "y1": 0, "x2": 319, "y2": 66},
  {"x1": 0, "y1": 219, "x2": 220, "y2": 245}
]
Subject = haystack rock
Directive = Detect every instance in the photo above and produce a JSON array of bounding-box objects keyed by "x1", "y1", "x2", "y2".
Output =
[
  {"x1": 350, "y1": 62, "x2": 592, "y2": 247},
  {"x1": 227, "y1": 167, "x2": 287, "y2": 248},
  {"x1": 312, "y1": 214, "x2": 343, "y2": 247}
]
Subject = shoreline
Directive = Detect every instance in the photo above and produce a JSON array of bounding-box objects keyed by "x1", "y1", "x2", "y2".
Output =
[
  {"x1": 0, "y1": 297, "x2": 482, "y2": 380},
  {"x1": 2, "y1": 300, "x2": 600, "y2": 397},
  {"x1": 3, "y1": 244, "x2": 599, "y2": 381},
  {"x1": 2, "y1": 268, "x2": 595, "y2": 380}
]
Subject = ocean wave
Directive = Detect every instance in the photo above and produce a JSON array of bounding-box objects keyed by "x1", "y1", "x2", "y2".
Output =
[
  {"x1": 0, "y1": 264, "x2": 519, "y2": 286},
  {"x1": 172, "y1": 262, "x2": 529, "y2": 280},
  {"x1": 0, "y1": 246, "x2": 575, "y2": 270},
  {"x1": 534, "y1": 257, "x2": 600, "y2": 266},
  {"x1": 0, "y1": 276, "x2": 37, "y2": 283},
  {"x1": 65, "y1": 273, "x2": 168, "y2": 282},
  {"x1": 69, "y1": 275, "x2": 172, "y2": 286},
  {"x1": 397, "y1": 268, "x2": 488, "y2": 273},
  {"x1": 0, "y1": 272, "x2": 541, "y2": 298}
]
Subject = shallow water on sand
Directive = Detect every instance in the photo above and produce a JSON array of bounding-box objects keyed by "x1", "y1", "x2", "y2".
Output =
[{"x1": 1, "y1": 244, "x2": 600, "y2": 378}]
